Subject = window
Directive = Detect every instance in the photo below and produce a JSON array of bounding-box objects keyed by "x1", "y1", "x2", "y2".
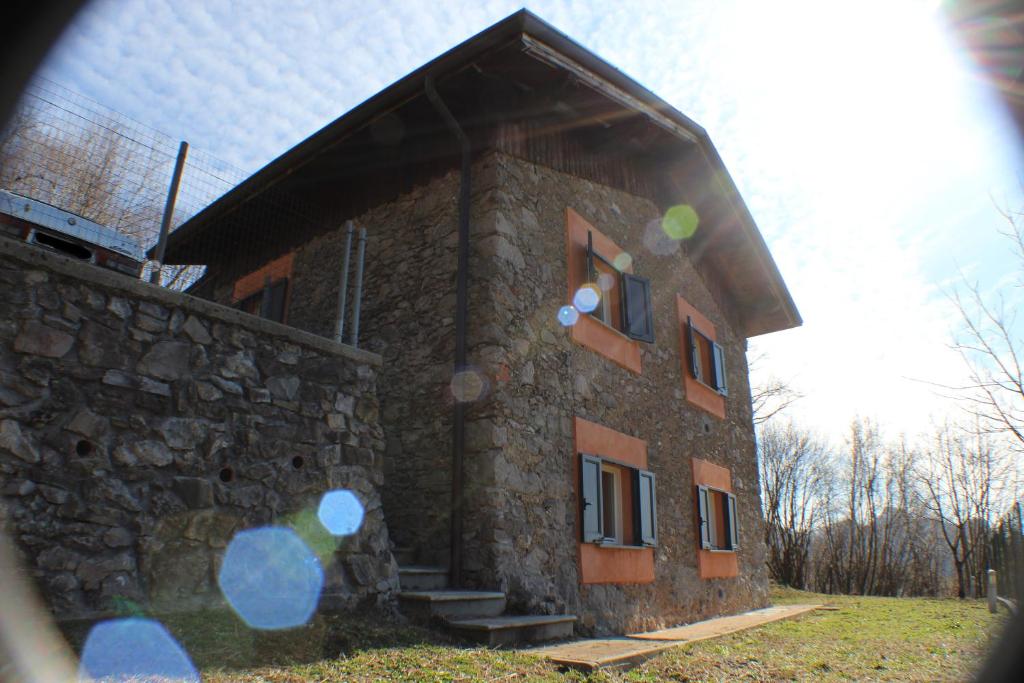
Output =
[
  {"x1": 686, "y1": 316, "x2": 727, "y2": 396},
  {"x1": 697, "y1": 485, "x2": 739, "y2": 551},
  {"x1": 237, "y1": 277, "x2": 289, "y2": 323},
  {"x1": 581, "y1": 453, "x2": 657, "y2": 547},
  {"x1": 600, "y1": 464, "x2": 623, "y2": 544},
  {"x1": 584, "y1": 230, "x2": 655, "y2": 343}
]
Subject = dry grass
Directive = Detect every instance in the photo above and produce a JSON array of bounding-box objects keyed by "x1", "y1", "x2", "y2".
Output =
[{"x1": 63, "y1": 586, "x2": 1007, "y2": 681}]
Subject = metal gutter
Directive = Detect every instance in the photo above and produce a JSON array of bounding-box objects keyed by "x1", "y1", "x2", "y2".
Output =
[{"x1": 424, "y1": 72, "x2": 471, "y2": 587}]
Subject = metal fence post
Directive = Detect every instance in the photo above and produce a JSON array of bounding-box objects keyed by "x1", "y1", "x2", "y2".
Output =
[
  {"x1": 351, "y1": 227, "x2": 367, "y2": 348},
  {"x1": 149, "y1": 140, "x2": 189, "y2": 284},
  {"x1": 334, "y1": 221, "x2": 354, "y2": 343}
]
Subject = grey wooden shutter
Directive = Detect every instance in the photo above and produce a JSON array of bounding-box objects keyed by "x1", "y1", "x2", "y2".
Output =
[
  {"x1": 712, "y1": 342, "x2": 728, "y2": 396},
  {"x1": 687, "y1": 317, "x2": 702, "y2": 382},
  {"x1": 726, "y1": 493, "x2": 740, "y2": 550},
  {"x1": 580, "y1": 454, "x2": 603, "y2": 543},
  {"x1": 267, "y1": 279, "x2": 288, "y2": 323},
  {"x1": 586, "y1": 230, "x2": 596, "y2": 284},
  {"x1": 697, "y1": 485, "x2": 712, "y2": 549},
  {"x1": 622, "y1": 274, "x2": 655, "y2": 343},
  {"x1": 638, "y1": 470, "x2": 657, "y2": 546}
]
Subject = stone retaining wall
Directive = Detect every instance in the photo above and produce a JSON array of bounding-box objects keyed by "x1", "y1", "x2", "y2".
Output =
[{"x1": 0, "y1": 236, "x2": 398, "y2": 621}]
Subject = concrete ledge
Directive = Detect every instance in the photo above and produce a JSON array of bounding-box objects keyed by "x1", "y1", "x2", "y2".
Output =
[{"x1": 0, "y1": 235, "x2": 382, "y2": 366}]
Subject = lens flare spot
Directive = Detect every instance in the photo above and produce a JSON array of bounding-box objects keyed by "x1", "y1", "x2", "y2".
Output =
[
  {"x1": 79, "y1": 618, "x2": 198, "y2": 682},
  {"x1": 662, "y1": 204, "x2": 700, "y2": 240},
  {"x1": 557, "y1": 305, "x2": 580, "y2": 326},
  {"x1": 317, "y1": 489, "x2": 365, "y2": 536},
  {"x1": 573, "y1": 284, "x2": 601, "y2": 313},
  {"x1": 451, "y1": 368, "x2": 488, "y2": 402},
  {"x1": 612, "y1": 252, "x2": 633, "y2": 271},
  {"x1": 643, "y1": 219, "x2": 680, "y2": 256},
  {"x1": 597, "y1": 272, "x2": 617, "y2": 292},
  {"x1": 218, "y1": 527, "x2": 324, "y2": 630}
]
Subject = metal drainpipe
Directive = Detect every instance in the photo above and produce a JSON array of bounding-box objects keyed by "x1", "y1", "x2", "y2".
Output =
[{"x1": 425, "y1": 72, "x2": 470, "y2": 588}]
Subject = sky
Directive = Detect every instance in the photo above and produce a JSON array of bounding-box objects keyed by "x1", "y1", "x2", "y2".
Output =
[{"x1": 34, "y1": 0, "x2": 1024, "y2": 442}]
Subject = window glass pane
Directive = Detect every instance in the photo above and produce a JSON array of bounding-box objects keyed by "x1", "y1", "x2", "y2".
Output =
[
  {"x1": 601, "y1": 469, "x2": 618, "y2": 542},
  {"x1": 593, "y1": 257, "x2": 621, "y2": 330}
]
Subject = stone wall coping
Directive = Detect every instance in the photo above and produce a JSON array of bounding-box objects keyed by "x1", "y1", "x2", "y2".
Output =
[{"x1": 0, "y1": 235, "x2": 382, "y2": 367}]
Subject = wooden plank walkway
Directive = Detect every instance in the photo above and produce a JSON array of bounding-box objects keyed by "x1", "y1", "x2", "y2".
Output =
[{"x1": 530, "y1": 603, "x2": 822, "y2": 671}]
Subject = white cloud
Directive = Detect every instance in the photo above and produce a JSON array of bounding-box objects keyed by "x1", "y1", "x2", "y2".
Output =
[{"x1": 33, "y1": 0, "x2": 1024, "y2": 439}]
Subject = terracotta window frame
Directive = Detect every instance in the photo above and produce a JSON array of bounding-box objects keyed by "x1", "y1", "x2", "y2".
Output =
[
  {"x1": 232, "y1": 252, "x2": 295, "y2": 324},
  {"x1": 676, "y1": 295, "x2": 726, "y2": 420},
  {"x1": 692, "y1": 458, "x2": 739, "y2": 579},
  {"x1": 565, "y1": 208, "x2": 642, "y2": 374},
  {"x1": 574, "y1": 417, "x2": 655, "y2": 585}
]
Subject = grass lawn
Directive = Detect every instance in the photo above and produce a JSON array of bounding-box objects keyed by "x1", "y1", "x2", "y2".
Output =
[{"x1": 68, "y1": 586, "x2": 1006, "y2": 681}]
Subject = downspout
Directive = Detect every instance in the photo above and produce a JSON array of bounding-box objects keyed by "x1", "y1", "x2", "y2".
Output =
[{"x1": 424, "y1": 72, "x2": 470, "y2": 588}]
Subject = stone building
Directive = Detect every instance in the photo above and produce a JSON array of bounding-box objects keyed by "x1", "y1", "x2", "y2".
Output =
[{"x1": 162, "y1": 10, "x2": 801, "y2": 637}]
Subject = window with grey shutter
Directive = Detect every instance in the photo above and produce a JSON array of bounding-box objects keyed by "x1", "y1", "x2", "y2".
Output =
[
  {"x1": 712, "y1": 342, "x2": 728, "y2": 396},
  {"x1": 697, "y1": 485, "x2": 712, "y2": 549},
  {"x1": 622, "y1": 274, "x2": 655, "y2": 343},
  {"x1": 580, "y1": 454, "x2": 603, "y2": 543},
  {"x1": 726, "y1": 493, "x2": 740, "y2": 550},
  {"x1": 687, "y1": 317, "x2": 702, "y2": 382},
  {"x1": 637, "y1": 470, "x2": 657, "y2": 546}
]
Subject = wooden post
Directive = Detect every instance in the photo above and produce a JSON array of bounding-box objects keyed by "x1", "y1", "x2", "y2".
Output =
[{"x1": 989, "y1": 569, "x2": 998, "y2": 614}]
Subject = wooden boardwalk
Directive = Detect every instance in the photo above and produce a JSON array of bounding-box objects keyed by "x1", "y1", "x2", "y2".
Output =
[{"x1": 530, "y1": 603, "x2": 822, "y2": 671}]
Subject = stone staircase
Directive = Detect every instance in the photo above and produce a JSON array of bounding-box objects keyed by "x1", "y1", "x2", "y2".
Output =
[{"x1": 394, "y1": 548, "x2": 576, "y2": 647}]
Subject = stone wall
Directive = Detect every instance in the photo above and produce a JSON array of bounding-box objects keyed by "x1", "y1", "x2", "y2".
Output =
[
  {"x1": 284, "y1": 168, "x2": 474, "y2": 566},
  {"x1": 461, "y1": 151, "x2": 769, "y2": 634},
  {"x1": 0, "y1": 236, "x2": 398, "y2": 621}
]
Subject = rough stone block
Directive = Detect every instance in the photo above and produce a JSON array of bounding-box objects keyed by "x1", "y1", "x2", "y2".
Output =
[
  {"x1": 14, "y1": 320, "x2": 74, "y2": 358},
  {"x1": 0, "y1": 419, "x2": 40, "y2": 463},
  {"x1": 173, "y1": 477, "x2": 214, "y2": 509},
  {"x1": 137, "y1": 341, "x2": 191, "y2": 381},
  {"x1": 182, "y1": 315, "x2": 212, "y2": 344}
]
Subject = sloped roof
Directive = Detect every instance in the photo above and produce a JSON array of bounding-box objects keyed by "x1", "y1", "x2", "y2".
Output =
[{"x1": 165, "y1": 9, "x2": 801, "y2": 337}]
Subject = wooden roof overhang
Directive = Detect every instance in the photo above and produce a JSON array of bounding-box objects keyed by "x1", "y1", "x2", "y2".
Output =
[{"x1": 163, "y1": 9, "x2": 800, "y2": 337}]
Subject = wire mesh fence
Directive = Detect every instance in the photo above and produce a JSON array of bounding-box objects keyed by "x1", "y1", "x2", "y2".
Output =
[{"x1": 0, "y1": 77, "x2": 253, "y2": 289}]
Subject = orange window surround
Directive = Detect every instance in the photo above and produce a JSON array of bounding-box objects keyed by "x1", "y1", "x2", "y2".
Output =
[
  {"x1": 692, "y1": 458, "x2": 738, "y2": 579},
  {"x1": 573, "y1": 417, "x2": 654, "y2": 585},
  {"x1": 232, "y1": 252, "x2": 295, "y2": 321},
  {"x1": 565, "y1": 208, "x2": 641, "y2": 374},
  {"x1": 676, "y1": 295, "x2": 725, "y2": 420}
]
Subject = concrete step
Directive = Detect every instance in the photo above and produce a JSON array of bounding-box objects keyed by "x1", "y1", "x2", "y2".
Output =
[
  {"x1": 446, "y1": 614, "x2": 577, "y2": 647},
  {"x1": 392, "y1": 546, "x2": 417, "y2": 566},
  {"x1": 399, "y1": 590, "x2": 507, "y2": 621},
  {"x1": 398, "y1": 566, "x2": 449, "y2": 591}
]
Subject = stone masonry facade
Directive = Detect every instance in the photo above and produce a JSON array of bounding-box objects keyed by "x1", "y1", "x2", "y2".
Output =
[
  {"x1": 458, "y1": 151, "x2": 769, "y2": 635},
  {"x1": 176, "y1": 150, "x2": 769, "y2": 636},
  {"x1": 0, "y1": 236, "x2": 398, "y2": 621}
]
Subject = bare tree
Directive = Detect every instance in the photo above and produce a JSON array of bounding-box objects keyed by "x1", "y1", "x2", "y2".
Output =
[
  {"x1": 759, "y1": 420, "x2": 829, "y2": 588},
  {"x1": 949, "y1": 204, "x2": 1024, "y2": 453},
  {"x1": 810, "y1": 418, "x2": 946, "y2": 597},
  {"x1": 0, "y1": 107, "x2": 167, "y2": 239},
  {"x1": 918, "y1": 422, "x2": 1011, "y2": 598},
  {"x1": 749, "y1": 351, "x2": 804, "y2": 424},
  {"x1": 0, "y1": 98, "x2": 204, "y2": 290}
]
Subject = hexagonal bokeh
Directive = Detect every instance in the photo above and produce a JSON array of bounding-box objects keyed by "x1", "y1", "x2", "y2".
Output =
[
  {"x1": 217, "y1": 527, "x2": 324, "y2": 630},
  {"x1": 79, "y1": 617, "x2": 198, "y2": 682},
  {"x1": 317, "y1": 489, "x2": 366, "y2": 537}
]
